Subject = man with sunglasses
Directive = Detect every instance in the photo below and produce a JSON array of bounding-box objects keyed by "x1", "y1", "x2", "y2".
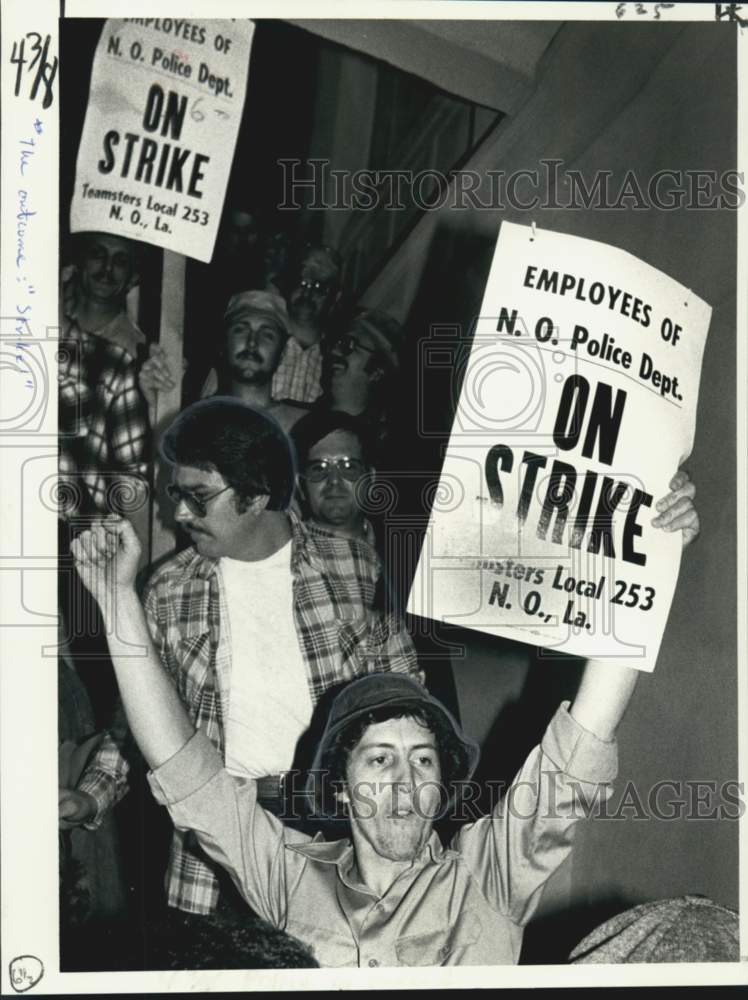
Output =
[
  {"x1": 272, "y1": 244, "x2": 343, "y2": 405},
  {"x1": 291, "y1": 411, "x2": 375, "y2": 544},
  {"x1": 319, "y1": 307, "x2": 403, "y2": 455},
  {"x1": 142, "y1": 398, "x2": 421, "y2": 916}
]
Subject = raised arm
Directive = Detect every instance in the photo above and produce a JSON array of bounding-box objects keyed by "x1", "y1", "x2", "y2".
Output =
[
  {"x1": 568, "y1": 467, "x2": 695, "y2": 741},
  {"x1": 70, "y1": 516, "x2": 194, "y2": 768},
  {"x1": 454, "y1": 653, "x2": 639, "y2": 932},
  {"x1": 70, "y1": 515, "x2": 308, "y2": 928},
  {"x1": 569, "y1": 657, "x2": 639, "y2": 740}
]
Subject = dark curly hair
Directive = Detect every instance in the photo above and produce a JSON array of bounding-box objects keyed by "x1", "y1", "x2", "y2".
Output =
[
  {"x1": 160, "y1": 397, "x2": 296, "y2": 511},
  {"x1": 290, "y1": 409, "x2": 375, "y2": 470},
  {"x1": 312, "y1": 702, "x2": 472, "y2": 821}
]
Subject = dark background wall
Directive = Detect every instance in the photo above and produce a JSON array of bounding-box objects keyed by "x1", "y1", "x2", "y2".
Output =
[{"x1": 370, "y1": 22, "x2": 738, "y2": 956}]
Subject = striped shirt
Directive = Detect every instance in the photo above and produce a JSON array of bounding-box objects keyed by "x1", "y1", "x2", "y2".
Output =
[
  {"x1": 272, "y1": 338, "x2": 323, "y2": 404},
  {"x1": 143, "y1": 515, "x2": 420, "y2": 914}
]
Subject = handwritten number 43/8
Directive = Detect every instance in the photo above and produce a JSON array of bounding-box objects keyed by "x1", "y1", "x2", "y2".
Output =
[{"x1": 11, "y1": 33, "x2": 58, "y2": 109}]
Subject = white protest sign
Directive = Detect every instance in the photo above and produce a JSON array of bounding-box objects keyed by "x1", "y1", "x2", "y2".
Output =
[
  {"x1": 70, "y1": 18, "x2": 253, "y2": 262},
  {"x1": 407, "y1": 222, "x2": 711, "y2": 671}
]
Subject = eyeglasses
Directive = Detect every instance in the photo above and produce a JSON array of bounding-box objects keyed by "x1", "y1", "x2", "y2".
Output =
[
  {"x1": 328, "y1": 333, "x2": 377, "y2": 357},
  {"x1": 297, "y1": 277, "x2": 336, "y2": 295},
  {"x1": 294, "y1": 278, "x2": 336, "y2": 298},
  {"x1": 166, "y1": 483, "x2": 233, "y2": 518},
  {"x1": 303, "y1": 457, "x2": 367, "y2": 483}
]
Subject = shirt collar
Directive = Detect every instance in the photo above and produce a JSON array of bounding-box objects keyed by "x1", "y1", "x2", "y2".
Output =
[
  {"x1": 170, "y1": 512, "x2": 323, "y2": 586},
  {"x1": 287, "y1": 834, "x2": 354, "y2": 866},
  {"x1": 287, "y1": 830, "x2": 457, "y2": 869},
  {"x1": 67, "y1": 306, "x2": 142, "y2": 360},
  {"x1": 289, "y1": 511, "x2": 326, "y2": 575},
  {"x1": 173, "y1": 548, "x2": 219, "y2": 586},
  {"x1": 424, "y1": 831, "x2": 458, "y2": 863}
]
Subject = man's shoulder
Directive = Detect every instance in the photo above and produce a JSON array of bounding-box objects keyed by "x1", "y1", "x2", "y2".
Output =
[
  {"x1": 298, "y1": 517, "x2": 378, "y2": 560},
  {"x1": 271, "y1": 401, "x2": 308, "y2": 433},
  {"x1": 65, "y1": 306, "x2": 144, "y2": 363},
  {"x1": 144, "y1": 546, "x2": 218, "y2": 595},
  {"x1": 296, "y1": 518, "x2": 382, "y2": 588},
  {"x1": 97, "y1": 310, "x2": 146, "y2": 359}
]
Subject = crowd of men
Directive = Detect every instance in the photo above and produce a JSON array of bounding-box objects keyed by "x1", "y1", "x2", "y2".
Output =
[{"x1": 57, "y1": 210, "x2": 714, "y2": 969}]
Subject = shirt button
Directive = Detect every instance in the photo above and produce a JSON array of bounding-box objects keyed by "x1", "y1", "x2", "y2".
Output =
[{"x1": 368, "y1": 959, "x2": 379, "y2": 968}]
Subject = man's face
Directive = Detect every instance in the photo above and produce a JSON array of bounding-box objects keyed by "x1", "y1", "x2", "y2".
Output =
[
  {"x1": 324, "y1": 327, "x2": 382, "y2": 405},
  {"x1": 287, "y1": 249, "x2": 340, "y2": 329},
  {"x1": 78, "y1": 235, "x2": 134, "y2": 306},
  {"x1": 302, "y1": 430, "x2": 367, "y2": 531},
  {"x1": 170, "y1": 464, "x2": 262, "y2": 558},
  {"x1": 342, "y1": 716, "x2": 442, "y2": 864},
  {"x1": 222, "y1": 309, "x2": 287, "y2": 385},
  {"x1": 220, "y1": 209, "x2": 258, "y2": 258}
]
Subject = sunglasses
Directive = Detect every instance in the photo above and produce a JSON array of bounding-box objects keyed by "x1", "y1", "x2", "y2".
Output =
[
  {"x1": 166, "y1": 483, "x2": 233, "y2": 518},
  {"x1": 303, "y1": 457, "x2": 367, "y2": 483},
  {"x1": 328, "y1": 333, "x2": 377, "y2": 357},
  {"x1": 297, "y1": 277, "x2": 336, "y2": 295}
]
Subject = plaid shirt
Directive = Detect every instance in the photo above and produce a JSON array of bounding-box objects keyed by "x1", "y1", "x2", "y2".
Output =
[
  {"x1": 58, "y1": 657, "x2": 130, "y2": 828},
  {"x1": 76, "y1": 733, "x2": 130, "y2": 828},
  {"x1": 66, "y1": 300, "x2": 146, "y2": 359},
  {"x1": 271, "y1": 338, "x2": 323, "y2": 404},
  {"x1": 58, "y1": 325, "x2": 149, "y2": 514},
  {"x1": 143, "y1": 515, "x2": 420, "y2": 914}
]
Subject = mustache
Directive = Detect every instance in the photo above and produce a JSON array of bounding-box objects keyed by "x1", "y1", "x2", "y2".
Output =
[{"x1": 234, "y1": 349, "x2": 263, "y2": 363}]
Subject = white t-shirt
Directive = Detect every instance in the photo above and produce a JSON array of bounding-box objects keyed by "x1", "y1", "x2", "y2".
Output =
[{"x1": 220, "y1": 541, "x2": 313, "y2": 777}]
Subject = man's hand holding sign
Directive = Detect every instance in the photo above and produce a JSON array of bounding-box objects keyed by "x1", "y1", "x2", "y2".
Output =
[{"x1": 408, "y1": 222, "x2": 709, "y2": 670}]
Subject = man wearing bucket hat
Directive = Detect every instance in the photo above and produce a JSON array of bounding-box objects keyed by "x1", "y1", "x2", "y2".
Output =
[{"x1": 70, "y1": 513, "x2": 637, "y2": 966}]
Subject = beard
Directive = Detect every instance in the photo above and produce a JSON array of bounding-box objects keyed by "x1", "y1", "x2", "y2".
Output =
[{"x1": 226, "y1": 361, "x2": 273, "y2": 386}]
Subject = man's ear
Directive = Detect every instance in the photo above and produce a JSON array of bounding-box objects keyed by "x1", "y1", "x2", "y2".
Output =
[
  {"x1": 367, "y1": 364, "x2": 385, "y2": 384},
  {"x1": 236, "y1": 493, "x2": 270, "y2": 515}
]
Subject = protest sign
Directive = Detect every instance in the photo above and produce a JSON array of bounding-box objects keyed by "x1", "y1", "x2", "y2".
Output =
[
  {"x1": 407, "y1": 222, "x2": 712, "y2": 671},
  {"x1": 70, "y1": 18, "x2": 252, "y2": 261}
]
